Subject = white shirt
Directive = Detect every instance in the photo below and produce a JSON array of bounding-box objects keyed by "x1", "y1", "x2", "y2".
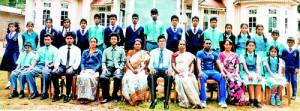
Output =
[
  {"x1": 46, "y1": 28, "x2": 52, "y2": 34},
  {"x1": 131, "y1": 24, "x2": 140, "y2": 32},
  {"x1": 79, "y1": 28, "x2": 87, "y2": 35},
  {"x1": 109, "y1": 25, "x2": 116, "y2": 31},
  {"x1": 55, "y1": 45, "x2": 81, "y2": 70}
]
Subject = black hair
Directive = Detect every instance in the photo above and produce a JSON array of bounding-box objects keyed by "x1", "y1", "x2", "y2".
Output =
[
  {"x1": 171, "y1": 15, "x2": 179, "y2": 21},
  {"x1": 210, "y1": 17, "x2": 217, "y2": 22},
  {"x1": 150, "y1": 8, "x2": 158, "y2": 14},
  {"x1": 245, "y1": 40, "x2": 256, "y2": 57},
  {"x1": 134, "y1": 38, "x2": 143, "y2": 46},
  {"x1": 65, "y1": 32, "x2": 75, "y2": 39},
  {"x1": 191, "y1": 16, "x2": 199, "y2": 21},
  {"x1": 44, "y1": 33, "x2": 53, "y2": 40},
  {"x1": 177, "y1": 40, "x2": 186, "y2": 46},
  {"x1": 109, "y1": 32, "x2": 120, "y2": 41},
  {"x1": 271, "y1": 30, "x2": 279, "y2": 36},
  {"x1": 132, "y1": 13, "x2": 139, "y2": 18},
  {"x1": 224, "y1": 39, "x2": 233, "y2": 45},
  {"x1": 89, "y1": 37, "x2": 98, "y2": 43},
  {"x1": 80, "y1": 19, "x2": 87, "y2": 25},
  {"x1": 7, "y1": 21, "x2": 20, "y2": 33},
  {"x1": 237, "y1": 23, "x2": 251, "y2": 45},
  {"x1": 287, "y1": 37, "x2": 295, "y2": 42},
  {"x1": 255, "y1": 24, "x2": 267, "y2": 42},
  {"x1": 62, "y1": 18, "x2": 71, "y2": 35},
  {"x1": 109, "y1": 14, "x2": 117, "y2": 19},
  {"x1": 157, "y1": 34, "x2": 166, "y2": 42},
  {"x1": 44, "y1": 18, "x2": 53, "y2": 30},
  {"x1": 223, "y1": 23, "x2": 234, "y2": 37},
  {"x1": 267, "y1": 45, "x2": 280, "y2": 72},
  {"x1": 26, "y1": 21, "x2": 34, "y2": 27},
  {"x1": 94, "y1": 14, "x2": 101, "y2": 19},
  {"x1": 204, "y1": 38, "x2": 211, "y2": 43}
]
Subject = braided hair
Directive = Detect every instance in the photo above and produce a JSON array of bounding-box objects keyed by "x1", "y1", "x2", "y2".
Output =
[
  {"x1": 245, "y1": 40, "x2": 257, "y2": 57},
  {"x1": 267, "y1": 45, "x2": 280, "y2": 71},
  {"x1": 255, "y1": 24, "x2": 267, "y2": 42},
  {"x1": 237, "y1": 23, "x2": 251, "y2": 45}
]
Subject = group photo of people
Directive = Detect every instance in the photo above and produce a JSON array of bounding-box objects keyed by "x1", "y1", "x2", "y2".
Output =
[{"x1": 1, "y1": 7, "x2": 299, "y2": 110}]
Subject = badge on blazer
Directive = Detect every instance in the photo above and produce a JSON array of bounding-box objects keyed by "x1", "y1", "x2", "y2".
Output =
[
  {"x1": 138, "y1": 31, "x2": 140, "y2": 36},
  {"x1": 294, "y1": 52, "x2": 297, "y2": 57},
  {"x1": 178, "y1": 33, "x2": 181, "y2": 36},
  {"x1": 13, "y1": 35, "x2": 18, "y2": 41},
  {"x1": 198, "y1": 34, "x2": 200, "y2": 38}
]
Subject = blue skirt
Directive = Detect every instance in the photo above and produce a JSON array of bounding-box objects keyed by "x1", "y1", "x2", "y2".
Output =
[{"x1": 0, "y1": 50, "x2": 19, "y2": 71}]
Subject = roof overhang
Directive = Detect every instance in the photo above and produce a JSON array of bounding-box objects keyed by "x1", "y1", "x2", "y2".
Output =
[
  {"x1": 234, "y1": 0, "x2": 300, "y2": 6},
  {"x1": 0, "y1": 5, "x2": 24, "y2": 16}
]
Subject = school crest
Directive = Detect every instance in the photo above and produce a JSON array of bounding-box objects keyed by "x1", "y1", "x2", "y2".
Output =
[{"x1": 294, "y1": 52, "x2": 297, "y2": 57}]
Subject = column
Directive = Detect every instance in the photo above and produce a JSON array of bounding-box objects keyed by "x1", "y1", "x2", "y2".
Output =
[{"x1": 191, "y1": 0, "x2": 198, "y2": 17}]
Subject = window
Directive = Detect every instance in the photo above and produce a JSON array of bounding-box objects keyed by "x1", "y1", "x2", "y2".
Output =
[
  {"x1": 44, "y1": 3, "x2": 51, "y2": 8},
  {"x1": 203, "y1": 9, "x2": 218, "y2": 30},
  {"x1": 269, "y1": 9, "x2": 276, "y2": 14},
  {"x1": 249, "y1": 17, "x2": 256, "y2": 33},
  {"x1": 285, "y1": 18, "x2": 288, "y2": 33},
  {"x1": 249, "y1": 9, "x2": 257, "y2": 14},
  {"x1": 203, "y1": 16, "x2": 209, "y2": 30},
  {"x1": 61, "y1": 3, "x2": 68, "y2": 9},
  {"x1": 268, "y1": 17, "x2": 277, "y2": 33},
  {"x1": 60, "y1": 11, "x2": 68, "y2": 26},
  {"x1": 99, "y1": 13, "x2": 110, "y2": 26},
  {"x1": 43, "y1": 10, "x2": 50, "y2": 25}
]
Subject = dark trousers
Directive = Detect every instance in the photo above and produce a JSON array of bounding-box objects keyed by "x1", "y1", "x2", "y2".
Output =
[
  {"x1": 51, "y1": 65, "x2": 76, "y2": 96},
  {"x1": 147, "y1": 69, "x2": 173, "y2": 102},
  {"x1": 100, "y1": 67, "x2": 123, "y2": 99}
]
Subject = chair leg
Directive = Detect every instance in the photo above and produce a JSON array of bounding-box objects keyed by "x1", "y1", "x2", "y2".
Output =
[
  {"x1": 286, "y1": 83, "x2": 291, "y2": 105},
  {"x1": 9, "y1": 85, "x2": 12, "y2": 94},
  {"x1": 148, "y1": 90, "x2": 151, "y2": 102},
  {"x1": 266, "y1": 87, "x2": 270, "y2": 105},
  {"x1": 120, "y1": 80, "x2": 124, "y2": 101},
  {"x1": 261, "y1": 89, "x2": 264, "y2": 104},
  {"x1": 48, "y1": 82, "x2": 52, "y2": 98},
  {"x1": 41, "y1": 78, "x2": 43, "y2": 94},
  {"x1": 210, "y1": 85, "x2": 213, "y2": 99}
]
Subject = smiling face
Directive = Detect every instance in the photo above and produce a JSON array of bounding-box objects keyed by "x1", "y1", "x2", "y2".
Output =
[
  {"x1": 89, "y1": 38, "x2": 97, "y2": 48},
  {"x1": 110, "y1": 36, "x2": 118, "y2": 46},
  {"x1": 256, "y1": 26, "x2": 264, "y2": 36},
  {"x1": 109, "y1": 17, "x2": 117, "y2": 26},
  {"x1": 246, "y1": 42, "x2": 255, "y2": 53},
  {"x1": 241, "y1": 24, "x2": 248, "y2": 34},
  {"x1": 224, "y1": 41, "x2": 232, "y2": 51},
  {"x1": 269, "y1": 48, "x2": 278, "y2": 57},
  {"x1": 178, "y1": 41, "x2": 186, "y2": 51},
  {"x1": 133, "y1": 41, "x2": 142, "y2": 51}
]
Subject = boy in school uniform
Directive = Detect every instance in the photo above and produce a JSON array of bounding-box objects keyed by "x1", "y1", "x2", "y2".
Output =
[
  {"x1": 268, "y1": 30, "x2": 285, "y2": 56},
  {"x1": 40, "y1": 18, "x2": 58, "y2": 48},
  {"x1": 165, "y1": 15, "x2": 183, "y2": 52},
  {"x1": 124, "y1": 13, "x2": 145, "y2": 51},
  {"x1": 57, "y1": 18, "x2": 77, "y2": 48},
  {"x1": 144, "y1": 8, "x2": 165, "y2": 51},
  {"x1": 88, "y1": 14, "x2": 105, "y2": 51},
  {"x1": 100, "y1": 33, "x2": 126, "y2": 104},
  {"x1": 282, "y1": 37, "x2": 299, "y2": 100},
  {"x1": 185, "y1": 16, "x2": 203, "y2": 55},
  {"x1": 202, "y1": 17, "x2": 223, "y2": 54},
  {"x1": 104, "y1": 14, "x2": 125, "y2": 47},
  {"x1": 76, "y1": 19, "x2": 89, "y2": 53},
  {"x1": 8, "y1": 42, "x2": 35, "y2": 99}
]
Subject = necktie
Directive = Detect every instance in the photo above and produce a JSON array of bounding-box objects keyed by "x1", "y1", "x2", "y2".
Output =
[
  {"x1": 95, "y1": 26, "x2": 98, "y2": 35},
  {"x1": 159, "y1": 50, "x2": 163, "y2": 68},
  {"x1": 9, "y1": 33, "x2": 12, "y2": 39},
  {"x1": 45, "y1": 47, "x2": 49, "y2": 67},
  {"x1": 153, "y1": 21, "x2": 157, "y2": 38},
  {"x1": 64, "y1": 29, "x2": 68, "y2": 37},
  {"x1": 112, "y1": 48, "x2": 116, "y2": 66},
  {"x1": 212, "y1": 29, "x2": 216, "y2": 48},
  {"x1": 112, "y1": 26, "x2": 115, "y2": 31},
  {"x1": 289, "y1": 47, "x2": 292, "y2": 51},
  {"x1": 133, "y1": 25, "x2": 136, "y2": 31},
  {"x1": 81, "y1": 29, "x2": 84, "y2": 35},
  {"x1": 274, "y1": 41, "x2": 277, "y2": 46},
  {"x1": 47, "y1": 28, "x2": 50, "y2": 34},
  {"x1": 66, "y1": 46, "x2": 70, "y2": 68},
  {"x1": 193, "y1": 28, "x2": 196, "y2": 33},
  {"x1": 173, "y1": 27, "x2": 176, "y2": 32}
]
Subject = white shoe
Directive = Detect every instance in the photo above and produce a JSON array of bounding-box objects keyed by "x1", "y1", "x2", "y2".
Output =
[
  {"x1": 218, "y1": 102, "x2": 222, "y2": 106},
  {"x1": 201, "y1": 101, "x2": 207, "y2": 108},
  {"x1": 220, "y1": 101, "x2": 227, "y2": 108},
  {"x1": 5, "y1": 81, "x2": 11, "y2": 89}
]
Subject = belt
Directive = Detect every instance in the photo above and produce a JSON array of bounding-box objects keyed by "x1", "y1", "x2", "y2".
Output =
[
  {"x1": 147, "y1": 41, "x2": 157, "y2": 44},
  {"x1": 211, "y1": 48, "x2": 219, "y2": 51}
]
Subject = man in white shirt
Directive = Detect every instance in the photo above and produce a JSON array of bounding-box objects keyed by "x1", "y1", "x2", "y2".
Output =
[{"x1": 51, "y1": 32, "x2": 81, "y2": 103}]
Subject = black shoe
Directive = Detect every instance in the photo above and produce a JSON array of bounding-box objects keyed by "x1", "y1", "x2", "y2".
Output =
[
  {"x1": 63, "y1": 94, "x2": 71, "y2": 103},
  {"x1": 112, "y1": 98, "x2": 118, "y2": 103},
  {"x1": 254, "y1": 99, "x2": 262, "y2": 108},
  {"x1": 164, "y1": 102, "x2": 169, "y2": 110},
  {"x1": 100, "y1": 99, "x2": 108, "y2": 104},
  {"x1": 40, "y1": 93, "x2": 48, "y2": 100},
  {"x1": 249, "y1": 99, "x2": 254, "y2": 107},
  {"x1": 18, "y1": 91, "x2": 24, "y2": 98},
  {"x1": 8, "y1": 91, "x2": 18, "y2": 99},
  {"x1": 149, "y1": 99, "x2": 157, "y2": 109},
  {"x1": 5, "y1": 85, "x2": 10, "y2": 90},
  {"x1": 28, "y1": 92, "x2": 39, "y2": 100}
]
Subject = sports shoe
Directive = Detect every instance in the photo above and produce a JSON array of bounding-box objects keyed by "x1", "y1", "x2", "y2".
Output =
[
  {"x1": 201, "y1": 101, "x2": 206, "y2": 108},
  {"x1": 270, "y1": 95, "x2": 275, "y2": 106},
  {"x1": 275, "y1": 95, "x2": 281, "y2": 106}
]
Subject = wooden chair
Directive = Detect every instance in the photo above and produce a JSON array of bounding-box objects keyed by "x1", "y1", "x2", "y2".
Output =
[
  {"x1": 59, "y1": 75, "x2": 77, "y2": 100},
  {"x1": 206, "y1": 79, "x2": 220, "y2": 99}
]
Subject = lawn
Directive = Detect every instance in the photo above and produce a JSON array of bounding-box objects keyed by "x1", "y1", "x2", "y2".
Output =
[{"x1": 0, "y1": 70, "x2": 299, "y2": 111}]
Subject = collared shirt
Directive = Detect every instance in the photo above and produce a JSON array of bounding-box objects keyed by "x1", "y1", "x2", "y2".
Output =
[
  {"x1": 225, "y1": 34, "x2": 231, "y2": 39},
  {"x1": 22, "y1": 31, "x2": 39, "y2": 51},
  {"x1": 196, "y1": 50, "x2": 219, "y2": 70},
  {"x1": 263, "y1": 56, "x2": 283, "y2": 74},
  {"x1": 81, "y1": 48, "x2": 102, "y2": 71},
  {"x1": 16, "y1": 51, "x2": 35, "y2": 69},
  {"x1": 46, "y1": 28, "x2": 52, "y2": 34},
  {"x1": 251, "y1": 34, "x2": 268, "y2": 52},
  {"x1": 131, "y1": 24, "x2": 140, "y2": 31},
  {"x1": 62, "y1": 28, "x2": 70, "y2": 37},
  {"x1": 268, "y1": 39, "x2": 285, "y2": 55},
  {"x1": 35, "y1": 45, "x2": 58, "y2": 66},
  {"x1": 239, "y1": 52, "x2": 261, "y2": 63},
  {"x1": 88, "y1": 24, "x2": 105, "y2": 46},
  {"x1": 102, "y1": 46, "x2": 126, "y2": 70},
  {"x1": 148, "y1": 48, "x2": 173, "y2": 70},
  {"x1": 144, "y1": 20, "x2": 164, "y2": 42},
  {"x1": 203, "y1": 27, "x2": 223, "y2": 49},
  {"x1": 80, "y1": 28, "x2": 87, "y2": 35},
  {"x1": 55, "y1": 45, "x2": 81, "y2": 70}
]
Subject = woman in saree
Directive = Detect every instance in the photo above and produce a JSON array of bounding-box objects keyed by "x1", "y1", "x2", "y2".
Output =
[
  {"x1": 172, "y1": 40, "x2": 201, "y2": 108},
  {"x1": 122, "y1": 38, "x2": 150, "y2": 106},
  {"x1": 219, "y1": 39, "x2": 247, "y2": 106},
  {"x1": 76, "y1": 38, "x2": 102, "y2": 104}
]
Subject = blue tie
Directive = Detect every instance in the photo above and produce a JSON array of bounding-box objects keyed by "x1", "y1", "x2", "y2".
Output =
[
  {"x1": 45, "y1": 47, "x2": 49, "y2": 67},
  {"x1": 159, "y1": 50, "x2": 163, "y2": 68},
  {"x1": 153, "y1": 21, "x2": 157, "y2": 39}
]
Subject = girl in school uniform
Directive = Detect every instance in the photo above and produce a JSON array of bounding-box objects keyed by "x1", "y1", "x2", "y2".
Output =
[
  {"x1": 264, "y1": 45, "x2": 286, "y2": 106},
  {"x1": 235, "y1": 23, "x2": 251, "y2": 57},
  {"x1": 0, "y1": 22, "x2": 22, "y2": 89},
  {"x1": 220, "y1": 24, "x2": 236, "y2": 52},
  {"x1": 239, "y1": 40, "x2": 264, "y2": 108},
  {"x1": 39, "y1": 18, "x2": 58, "y2": 48},
  {"x1": 22, "y1": 21, "x2": 39, "y2": 51},
  {"x1": 58, "y1": 18, "x2": 77, "y2": 48},
  {"x1": 252, "y1": 24, "x2": 268, "y2": 60}
]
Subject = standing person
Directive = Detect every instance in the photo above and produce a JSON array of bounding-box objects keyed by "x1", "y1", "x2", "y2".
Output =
[
  {"x1": 100, "y1": 33, "x2": 126, "y2": 104},
  {"x1": 220, "y1": 24, "x2": 235, "y2": 52},
  {"x1": 22, "y1": 21, "x2": 38, "y2": 51},
  {"x1": 76, "y1": 19, "x2": 89, "y2": 53},
  {"x1": 51, "y1": 32, "x2": 81, "y2": 103},
  {"x1": 282, "y1": 37, "x2": 299, "y2": 100},
  {"x1": 264, "y1": 46, "x2": 286, "y2": 106},
  {"x1": 88, "y1": 14, "x2": 105, "y2": 51},
  {"x1": 104, "y1": 14, "x2": 125, "y2": 47},
  {"x1": 268, "y1": 30, "x2": 285, "y2": 56},
  {"x1": 166, "y1": 15, "x2": 183, "y2": 52},
  {"x1": 77, "y1": 38, "x2": 102, "y2": 104},
  {"x1": 235, "y1": 23, "x2": 251, "y2": 57},
  {"x1": 172, "y1": 40, "x2": 201, "y2": 108},
  {"x1": 197, "y1": 38, "x2": 227, "y2": 108},
  {"x1": 240, "y1": 40, "x2": 264, "y2": 108},
  {"x1": 122, "y1": 39, "x2": 150, "y2": 106},
  {"x1": 8, "y1": 43, "x2": 35, "y2": 99},
  {"x1": 219, "y1": 39, "x2": 247, "y2": 106},
  {"x1": 252, "y1": 24, "x2": 268, "y2": 60},
  {"x1": 124, "y1": 13, "x2": 145, "y2": 51},
  {"x1": 185, "y1": 16, "x2": 203, "y2": 55},
  {"x1": 202, "y1": 17, "x2": 223, "y2": 53},
  {"x1": 26, "y1": 34, "x2": 58, "y2": 100},
  {"x1": 40, "y1": 18, "x2": 58, "y2": 48},
  {"x1": 0, "y1": 22, "x2": 22, "y2": 89},
  {"x1": 144, "y1": 8, "x2": 165, "y2": 51},
  {"x1": 57, "y1": 18, "x2": 77, "y2": 47}
]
